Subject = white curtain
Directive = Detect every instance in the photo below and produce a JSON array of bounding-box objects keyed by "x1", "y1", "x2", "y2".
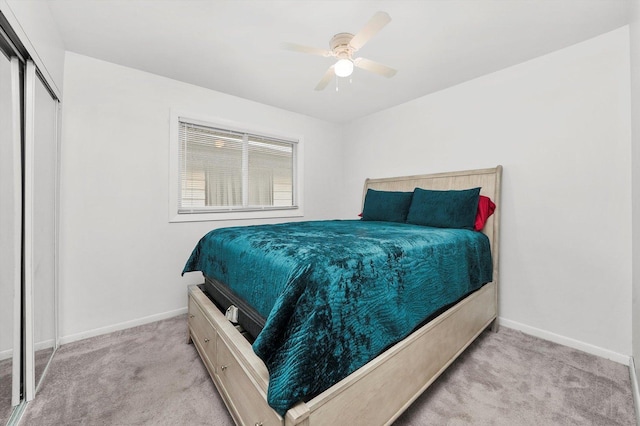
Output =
[{"x1": 205, "y1": 169, "x2": 242, "y2": 207}]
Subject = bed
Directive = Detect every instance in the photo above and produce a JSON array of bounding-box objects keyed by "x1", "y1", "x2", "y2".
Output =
[{"x1": 184, "y1": 165, "x2": 502, "y2": 425}]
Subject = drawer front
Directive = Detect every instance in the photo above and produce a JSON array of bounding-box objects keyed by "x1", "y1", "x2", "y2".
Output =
[
  {"x1": 216, "y1": 334, "x2": 282, "y2": 426},
  {"x1": 188, "y1": 296, "x2": 217, "y2": 366}
]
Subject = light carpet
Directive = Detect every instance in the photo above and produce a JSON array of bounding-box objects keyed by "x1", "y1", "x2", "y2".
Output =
[
  {"x1": 1, "y1": 358, "x2": 12, "y2": 426},
  {"x1": 18, "y1": 315, "x2": 636, "y2": 425}
]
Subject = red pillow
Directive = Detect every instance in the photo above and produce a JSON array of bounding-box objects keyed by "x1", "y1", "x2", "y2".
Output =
[{"x1": 475, "y1": 196, "x2": 496, "y2": 231}]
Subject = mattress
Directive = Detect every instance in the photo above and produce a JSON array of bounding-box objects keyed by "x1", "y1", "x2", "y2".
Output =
[
  {"x1": 183, "y1": 219, "x2": 492, "y2": 414},
  {"x1": 202, "y1": 276, "x2": 264, "y2": 341}
]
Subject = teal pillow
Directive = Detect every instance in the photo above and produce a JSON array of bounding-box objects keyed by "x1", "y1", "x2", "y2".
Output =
[
  {"x1": 407, "y1": 187, "x2": 481, "y2": 229},
  {"x1": 361, "y1": 189, "x2": 413, "y2": 223}
]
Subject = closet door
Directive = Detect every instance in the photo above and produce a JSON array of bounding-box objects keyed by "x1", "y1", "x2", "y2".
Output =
[
  {"x1": 0, "y1": 53, "x2": 22, "y2": 413},
  {"x1": 24, "y1": 60, "x2": 59, "y2": 400}
]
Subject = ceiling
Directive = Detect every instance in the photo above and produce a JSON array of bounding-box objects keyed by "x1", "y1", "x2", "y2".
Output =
[{"x1": 46, "y1": 0, "x2": 633, "y2": 123}]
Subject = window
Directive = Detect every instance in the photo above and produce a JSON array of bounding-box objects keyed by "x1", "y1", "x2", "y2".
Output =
[{"x1": 170, "y1": 113, "x2": 302, "y2": 222}]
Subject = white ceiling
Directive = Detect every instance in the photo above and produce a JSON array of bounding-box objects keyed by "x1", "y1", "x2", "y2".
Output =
[{"x1": 47, "y1": 0, "x2": 633, "y2": 123}]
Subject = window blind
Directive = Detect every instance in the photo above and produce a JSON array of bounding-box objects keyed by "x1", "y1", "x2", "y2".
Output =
[{"x1": 178, "y1": 120, "x2": 296, "y2": 213}]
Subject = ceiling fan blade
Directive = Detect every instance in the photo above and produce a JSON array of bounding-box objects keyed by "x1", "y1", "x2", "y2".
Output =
[
  {"x1": 349, "y1": 11, "x2": 391, "y2": 51},
  {"x1": 314, "y1": 66, "x2": 335, "y2": 91},
  {"x1": 282, "y1": 42, "x2": 332, "y2": 57},
  {"x1": 354, "y1": 57, "x2": 397, "y2": 78}
]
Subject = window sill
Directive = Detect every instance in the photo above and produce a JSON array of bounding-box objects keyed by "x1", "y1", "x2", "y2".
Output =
[{"x1": 169, "y1": 207, "x2": 304, "y2": 223}]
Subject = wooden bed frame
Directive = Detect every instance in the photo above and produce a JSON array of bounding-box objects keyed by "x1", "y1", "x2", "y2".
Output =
[{"x1": 187, "y1": 165, "x2": 502, "y2": 426}]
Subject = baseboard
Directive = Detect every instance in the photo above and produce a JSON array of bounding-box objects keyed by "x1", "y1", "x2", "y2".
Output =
[
  {"x1": 59, "y1": 307, "x2": 187, "y2": 345},
  {"x1": 0, "y1": 348, "x2": 12, "y2": 361},
  {"x1": 0, "y1": 339, "x2": 56, "y2": 361},
  {"x1": 498, "y1": 317, "x2": 630, "y2": 365},
  {"x1": 629, "y1": 357, "x2": 640, "y2": 426},
  {"x1": 34, "y1": 339, "x2": 55, "y2": 352},
  {"x1": 2, "y1": 340, "x2": 54, "y2": 360}
]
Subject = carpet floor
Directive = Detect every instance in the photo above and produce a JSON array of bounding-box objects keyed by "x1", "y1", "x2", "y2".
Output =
[
  {"x1": 18, "y1": 315, "x2": 636, "y2": 425},
  {"x1": 1, "y1": 358, "x2": 12, "y2": 426}
]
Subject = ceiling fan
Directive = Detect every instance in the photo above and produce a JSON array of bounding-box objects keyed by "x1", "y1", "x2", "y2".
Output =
[{"x1": 283, "y1": 11, "x2": 397, "y2": 91}]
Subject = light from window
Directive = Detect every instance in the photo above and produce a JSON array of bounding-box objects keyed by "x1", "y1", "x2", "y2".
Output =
[{"x1": 178, "y1": 120, "x2": 296, "y2": 213}]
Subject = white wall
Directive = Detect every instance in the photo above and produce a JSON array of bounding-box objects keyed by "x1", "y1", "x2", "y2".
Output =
[
  {"x1": 0, "y1": 0, "x2": 65, "y2": 97},
  {"x1": 59, "y1": 52, "x2": 343, "y2": 343},
  {"x1": 342, "y1": 27, "x2": 632, "y2": 360}
]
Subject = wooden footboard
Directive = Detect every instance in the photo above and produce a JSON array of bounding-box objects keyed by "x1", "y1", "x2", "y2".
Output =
[{"x1": 189, "y1": 281, "x2": 496, "y2": 425}]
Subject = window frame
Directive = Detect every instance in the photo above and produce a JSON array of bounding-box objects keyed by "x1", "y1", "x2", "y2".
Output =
[{"x1": 169, "y1": 110, "x2": 304, "y2": 223}]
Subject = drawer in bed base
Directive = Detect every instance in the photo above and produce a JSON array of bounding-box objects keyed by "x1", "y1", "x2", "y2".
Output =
[
  {"x1": 188, "y1": 296, "x2": 216, "y2": 366},
  {"x1": 189, "y1": 285, "x2": 282, "y2": 426}
]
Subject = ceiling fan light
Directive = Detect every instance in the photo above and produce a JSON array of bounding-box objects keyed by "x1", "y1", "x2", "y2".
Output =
[{"x1": 334, "y1": 59, "x2": 354, "y2": 77}]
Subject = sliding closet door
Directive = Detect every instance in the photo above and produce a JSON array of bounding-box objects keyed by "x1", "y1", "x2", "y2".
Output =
[
  {"x1": 24, "y1": 60, "x2": 59, "y2": 401},
  {"x1": 0, "y1": 54, "x2": 22, "y2": 415}
]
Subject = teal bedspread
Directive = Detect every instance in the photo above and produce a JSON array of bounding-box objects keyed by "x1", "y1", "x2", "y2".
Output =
[{"x1": 182, "y1": 220, "x2": 492, "y2": 415}]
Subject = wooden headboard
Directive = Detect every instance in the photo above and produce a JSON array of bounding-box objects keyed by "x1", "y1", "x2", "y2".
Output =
[{"x1": 362, "y1": 165, "x2": 503, "y2": 287}]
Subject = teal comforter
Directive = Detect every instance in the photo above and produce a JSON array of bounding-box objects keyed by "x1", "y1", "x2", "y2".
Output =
[{"x1": 182, "y1": 220, "x2": 492, "y2": 415}]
